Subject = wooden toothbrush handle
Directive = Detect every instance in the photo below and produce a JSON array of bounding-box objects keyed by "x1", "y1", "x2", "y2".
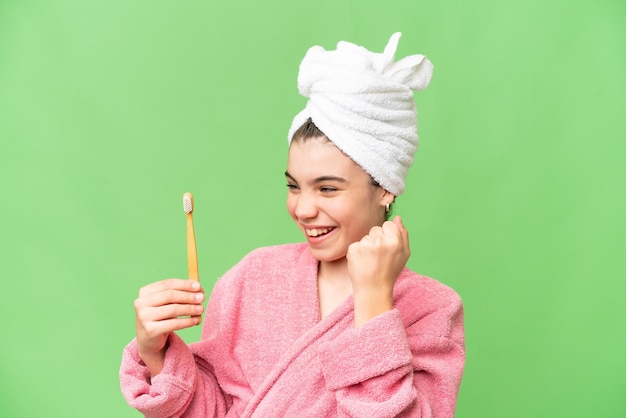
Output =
[{"x1": 186, "y1": 212, "x2": 199, "y2": 282}]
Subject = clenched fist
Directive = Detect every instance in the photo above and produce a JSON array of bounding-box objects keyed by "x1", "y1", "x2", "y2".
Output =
[{"x1": 347, "y1": 216, "x2": 410, "y2": 326}]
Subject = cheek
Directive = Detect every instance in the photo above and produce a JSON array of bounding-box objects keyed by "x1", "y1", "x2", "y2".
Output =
[
  {"x1": 286, "y1": 194, "x2": 297, "y2": 219},
  {"x1": 350, "y1": 196, "x2": 384, "y2": 231}
]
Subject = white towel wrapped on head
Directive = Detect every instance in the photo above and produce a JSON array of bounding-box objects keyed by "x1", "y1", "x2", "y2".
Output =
[{"x1": 288, "y1": 32, "x2": 433, "y2": 196}]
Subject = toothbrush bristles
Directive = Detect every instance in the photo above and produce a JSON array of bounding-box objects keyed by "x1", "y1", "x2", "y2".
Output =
[{"x1": 183, "y1": 193, "x2": 193, "y2": 213}]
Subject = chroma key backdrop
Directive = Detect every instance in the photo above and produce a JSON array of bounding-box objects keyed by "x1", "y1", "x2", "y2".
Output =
[{"x1": 1, "y1": 1, "x2": 624, "y2": 417}]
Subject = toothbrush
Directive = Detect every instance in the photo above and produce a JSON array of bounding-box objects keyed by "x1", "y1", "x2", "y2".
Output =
[{"x1": 183, "y1": 193, "x2": 199, "y2": 282}]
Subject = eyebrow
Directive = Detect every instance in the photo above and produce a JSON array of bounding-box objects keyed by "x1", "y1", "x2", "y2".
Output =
[{"x1": 284, "y1": 171, "x2": 347, "y2": 184}]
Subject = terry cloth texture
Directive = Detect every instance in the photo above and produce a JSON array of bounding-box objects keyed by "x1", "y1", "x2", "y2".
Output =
[
  {"x1": 288, "y1": 32, "x2": 434, "y2": 196},
  {"x1": 120, "y1": 243, "x2": 465, "y2": 418}
]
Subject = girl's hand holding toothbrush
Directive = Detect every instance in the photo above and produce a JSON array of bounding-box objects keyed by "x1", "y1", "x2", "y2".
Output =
[{"x1": 134, "y1": 278, "x2": 205, "y2": 376}]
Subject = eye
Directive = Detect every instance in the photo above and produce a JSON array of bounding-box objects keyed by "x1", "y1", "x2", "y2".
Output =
[
  {"x1": 286, "y1": 183, "x2": 299, "y2": 191},
  {"x1": 320, "y1": 186, "x2": 337, "y2": 193}
]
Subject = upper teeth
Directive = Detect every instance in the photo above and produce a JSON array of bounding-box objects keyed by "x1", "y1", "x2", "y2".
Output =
[{"x1": 306, "y1": 228, "x2": 331, "y2": 237}]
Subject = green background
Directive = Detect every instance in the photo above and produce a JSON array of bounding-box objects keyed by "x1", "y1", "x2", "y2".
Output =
[{"x1": 1, "y1": 0, "x2": 624, "y2": 417}]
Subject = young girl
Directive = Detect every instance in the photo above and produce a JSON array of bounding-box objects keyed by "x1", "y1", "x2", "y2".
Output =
[{"x1": 120, "y1": 33, "x2": 465, "y2": 418}]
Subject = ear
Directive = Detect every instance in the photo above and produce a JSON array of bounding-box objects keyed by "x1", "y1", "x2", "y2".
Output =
[{"x1": 379, "y1": 189, "x2": 396, "y2": 207}]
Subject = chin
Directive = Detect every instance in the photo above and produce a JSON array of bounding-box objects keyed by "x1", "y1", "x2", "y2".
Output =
[{"x1": 307, "y1": 246, "x2": 347, "y2": 263}]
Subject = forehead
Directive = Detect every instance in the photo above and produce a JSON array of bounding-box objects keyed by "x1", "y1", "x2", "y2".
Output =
[{"x1": 287, "y1": 139, "x2": 366, "y2": 179}]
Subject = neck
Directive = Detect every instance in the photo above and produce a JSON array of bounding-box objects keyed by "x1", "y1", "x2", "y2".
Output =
[
  {"x1": 317, "y1": 257, "x2": 353, "y2": 320},
  {"x1": 318, "y1": 257, "x2": 350, "y2": 283}
]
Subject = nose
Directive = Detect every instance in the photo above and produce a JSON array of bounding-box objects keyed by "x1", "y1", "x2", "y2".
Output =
[{"x1": 294, "y1": 192, "x2": 318, "y2": 220}]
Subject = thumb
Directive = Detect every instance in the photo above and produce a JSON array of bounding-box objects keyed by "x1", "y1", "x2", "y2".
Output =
[{"x1": 392, "y1": 216, "x2": 410, "y2": 250}]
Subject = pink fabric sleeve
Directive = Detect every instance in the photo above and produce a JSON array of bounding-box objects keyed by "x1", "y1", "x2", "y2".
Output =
[
  {"x1": 119, "y1": 333, "x2": 228, "y2": 418},
  {"x1": 317, "y1": 297, "x2": 465, "y2": 418}
]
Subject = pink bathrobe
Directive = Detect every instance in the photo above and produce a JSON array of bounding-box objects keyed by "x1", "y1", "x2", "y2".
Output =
[{"x1": 120, "y1": 243, "x2": 465, "y2": 417}]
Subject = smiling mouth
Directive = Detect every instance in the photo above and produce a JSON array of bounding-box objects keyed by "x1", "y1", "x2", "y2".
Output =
[{"x1": 305, "y1": 227, "x2": 334, "y2": 237}]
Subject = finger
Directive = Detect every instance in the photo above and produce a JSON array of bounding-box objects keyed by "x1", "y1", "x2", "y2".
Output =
[
  {"x1": 368, "y1": 225, "x2": 384, "y2": 238},
  {"x1": 381, "y1": 219, "x2": 401, "y2": 238},
  {"x1": 139, "y1": 278, "x2": 202, "y2": 297},
  {"x1": 140, "y1": 316, "x2": 202, "y2": 338},
  {"x1": 136, "y1": 289, "x2": 205, "y2": 310},
  {"x1": 382, "y1": 217, "x2": 409, "y2": 253},
  {"x1": 139, "y1": 303, "x2": 205, "y2": 322},
  {"x1": 393, "y1": 215, "x2": 410, "y2": 251},
  {"x1": 346, "y1": 241, "x2": 360, "y2": 258}
]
